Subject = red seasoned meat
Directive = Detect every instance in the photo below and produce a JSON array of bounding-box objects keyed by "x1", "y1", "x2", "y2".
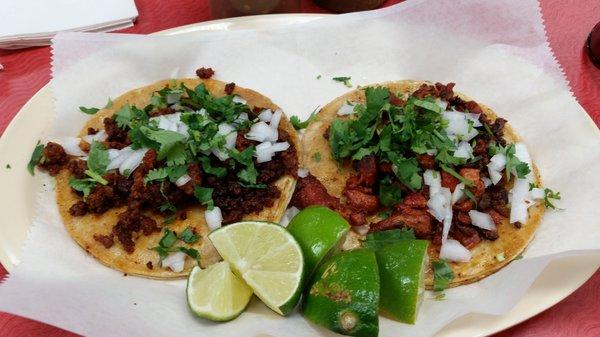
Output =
[
  {"x1": 149, "y1": 107, "x2": 175, "y2": 117},
  {"x1": 67, "y1": 159, "x2": 87, "y2": 179},
  {"x1": 103, "y1": 117, "x2": 128, "y2": 143},
  {"x1": 434, "y1": 82, "x2": 455, "y2": 100},
  {"x1": 441, "y1": 171, "x2": 459, "y2": 192},
  {"x1": 225, "y1": 82, "x2": 236, "y2": 95},
  {"x1": 86, "y1": 185, "x2": 116, "y2": 214},
  {"x1": 344, "y1": 189, "x2": 379, "y2": 213},
  {"x1": 389, "y1": 92, "x2": 405, "y2": 106},
  {"x1": 417, "y1": 154, "x2": 436, "y2": 170},
  {"x1": 112, "y1": 208, "x2": 160, "y2": 253},
  {"x1": 400, "y1": 192, "x2": 428, "y2": 209},
  {"x1": 292, "y1": 174, "x2": 340, "y2": 210},
  {"x1": 39, "y1": 142, "x2": 68, "y2": 175},
  {"x1": 459, "y1": 167, "x2": 485, "y2": 197},
  {"x1": 93, "y1": 234, "x2": 114, "y2": 249},
  {"x1": 369, "y1": 208, "x2": 432, "y2": 238},
  {"x1": 450, "y1": 224, "x2": 481, "y2": 249},
  {"x1": 196, "y1": 67, "x2": 215, "y2": 79},
  {"x1": 69, "y1": 201, "x2": 88, "y2": 216},
  {"x1": 453, "y1": 199, "x2": 474, "y2": 213}
]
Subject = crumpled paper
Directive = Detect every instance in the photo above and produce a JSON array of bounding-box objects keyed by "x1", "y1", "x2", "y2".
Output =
[{"x1": 1, "y1": 0, "x2": 600, "y2": 336}]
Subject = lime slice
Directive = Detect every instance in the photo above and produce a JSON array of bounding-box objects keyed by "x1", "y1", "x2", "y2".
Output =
[
  {"x1": 287, "y1": 206, "x2": 350, "y2": 275},
  {"x1": 375, "y1": 240, "x2": 429, "y2": 324},
  {"x1": 208, "y1": 221, "x2": 305, "y2": 316},
  {"x1": 186, "y1": 262, "x2": 253, "y2": 322},
  {"x1": 302, "y1": 248, "x2": 379, "y2": 337}
]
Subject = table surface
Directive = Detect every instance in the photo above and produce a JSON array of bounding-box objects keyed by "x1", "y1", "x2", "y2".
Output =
[{"x1": 0, "y1": 0, "x2": 599, "y2": 336}]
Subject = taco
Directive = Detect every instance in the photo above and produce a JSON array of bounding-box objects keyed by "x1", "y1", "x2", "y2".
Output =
[
  {"x1": 33, "y1": 69, "x2": 300, "y2": 278},
  {"x1": 293, "y1": 80, "x2": 546, "y2": 288}
]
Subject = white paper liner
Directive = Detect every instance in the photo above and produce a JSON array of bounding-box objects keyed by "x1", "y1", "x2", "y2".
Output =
[{"x1": 1, "y1": 1, "x2": 599, "y2": 336}]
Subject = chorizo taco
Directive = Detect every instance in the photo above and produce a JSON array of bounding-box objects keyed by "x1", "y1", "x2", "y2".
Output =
[
  {"x1": 33, "y1": 69, "x2": 300, "y2": 278},
  {"x1": 294, "y1": 80, "x2": 547, "y2": 288}
]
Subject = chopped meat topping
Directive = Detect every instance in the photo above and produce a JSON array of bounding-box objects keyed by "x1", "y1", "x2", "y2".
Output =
[
  {"x1": 93, "y1": 234, "x2": 114, "y2": 249},
  {"x1": 39, "y1": 142, "x2": 68, "y2": 175},
  {"x1": 224, "y1": 82, "x2": 236, "y2": 95},
  {"x1": 196, "y1": 67, "x2": 215, "y2": 79},
  {"x1": 112, "y1": 208, "x2": 160, "y2": 254}
]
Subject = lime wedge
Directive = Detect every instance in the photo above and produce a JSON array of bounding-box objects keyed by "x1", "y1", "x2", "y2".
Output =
[
  {"x1": 208, "y1": 221, "x2": 305, "y2": 316},
  {"x1": 186, "y1": 263, "x2": 253, "y2": 322},
  {"x1": 375, "y1": 240, "x2": 428, "y2": 324},
  {"x1": 287, "y1": 206, "x2": 350, "y2": 275},
  {"x1": 302, "y1": 248, "x2": 379, "y2": 337}
]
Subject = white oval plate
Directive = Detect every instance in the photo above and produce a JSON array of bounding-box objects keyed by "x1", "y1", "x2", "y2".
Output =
[{"x1": 0, "y1": 13, "x2": 597, "y2": 337}]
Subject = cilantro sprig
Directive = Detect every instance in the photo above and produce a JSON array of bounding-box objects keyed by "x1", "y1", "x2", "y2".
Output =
[
  {"x1": 332, "y1": 76, "x2": 353, "y2": 88},
  {"x1": 290, "y1": 106, "x2": 319, "y2": 130},
  {"x1": 151, "y1": 228, "x2": 201, "y2": 263},
  {"x1": 432, "y1": 259, "x2": 455, "y2": 292},
  {"x1": 27, "y1": 141, "x2": 44, "y2": 175},
  {"x1": 68, "y1": 141, "x2": 110, "y2": 198}
]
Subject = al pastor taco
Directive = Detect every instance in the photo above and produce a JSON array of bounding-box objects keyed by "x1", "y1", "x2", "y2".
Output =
[
  {"x1": 294, "y1": 80, "x2": 546, "y2": 288},
  {"x1": 33, "y1": 69, "x2": 300, "y2": 278}
]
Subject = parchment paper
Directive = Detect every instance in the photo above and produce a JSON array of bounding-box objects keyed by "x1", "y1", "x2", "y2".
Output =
[{"x1": 1, "y1": 1, "x2": 600, "y2": 336}]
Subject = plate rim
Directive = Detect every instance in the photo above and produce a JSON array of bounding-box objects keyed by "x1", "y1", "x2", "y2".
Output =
[{"x1": 0, "y1": 13, "x2": 597, "y2": 337}]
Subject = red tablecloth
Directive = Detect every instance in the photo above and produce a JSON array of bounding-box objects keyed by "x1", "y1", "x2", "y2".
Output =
[{"x1": 0, "y1": 0, "x2": 599, "y2": 336}]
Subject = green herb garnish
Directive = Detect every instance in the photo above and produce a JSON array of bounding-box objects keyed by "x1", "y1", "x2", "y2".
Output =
[
  {"x1": 79, "y1": 106, "x2": 100, "y2": 115},
  {"x1": 27, "y1": 141, "x2": 44, "y2": 175},
  {"x1": 194, "y1": 186, "x2": 214, "y2": 210},
  {"x1": 313, "y1": 152, "x2": 321, "y2": 162},
  {"x1": 179, "y1": 226, "x2": 199, "y2": 244},
  {"x1": 432, "y1": 259, "x2": 455, "y2": 291},
  {"x1": 332, "y1": 76, "x2": 352, "y2": 88},
  {"x1": 290, "y1": 106, "x2": 319, "y2": 130}
]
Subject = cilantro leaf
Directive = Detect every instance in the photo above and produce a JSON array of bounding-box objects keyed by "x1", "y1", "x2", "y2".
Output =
[
  {"x1": 68, "y1": 177, "x2": 97, "y2": 199},
  {"x1": 144, "y1": 168, "x2": 169, "y2": 184},
  {"x1": 114, "y1": 104, "x2": 148, "y2": 129},
  {"x1": 388, "y1": 153, "x2": 422, "y2": 190},
  {"x1": 88, "y1": 141, "x2": 109, "y2": 174},
  {"x1": 543, "y1": 188, "x2": 562, "y2": 210},
  {"x1": 139, "y1": 126, "x2": 187, "y2": 165},
  {"x1": 27, "y1": 141, "x2": 44, "y2": 175},
  {"x1": 194, "y1": 186, "x2": 214, "y2": 210},
  {"x1": 363, "y1": 228, "x2": 416, "y2": 251},
  {"x1": 313, "y1": 152, "x2": 321, "y2": 162},
  {"x1": 237, "y1": 164, "x2": 258, "y2": 185},
  {"x1": 105, "y1": 98, "x2": 114, "y2": 109},
  {"x1": 290, "y1": 107, "x2": 319, "y2": 130},
  {"x1": 198, "y1": 156, "x2": 227, "y2": 178},
  {"x1": 413, "y1": 99, "x2": 442, "y2": 113},
  {"x1": 159, "y1": 228, "x2": 178, "y2": 248},
  {"x1": 84, "y1": 169, "x2": 108, "y2": 185},
  {"x1": 379, "y1": 181, "x2": 403, "y2": 207},
  {"x1": 432, "y1": 259, "x2": 455, "y2": 292},
  {"x1": 79, "y1": 106, "x2": 99, "y2": 115},
  {"x1": 440, "y1": 164, "x2": 473, "y2": 187},
  {"x1": 179, "y1": 227, "x2": 199, "y2": 244},
  {"x1": 179, "y1": 247, "x2": 200, "y2": 261},
  {"x1": 332, "y1": 76, "x2": 353, "y2": 88}
]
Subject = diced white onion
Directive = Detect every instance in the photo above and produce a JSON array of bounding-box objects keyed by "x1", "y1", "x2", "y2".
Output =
[
  {"x1": 440, "y1": 239, "x2": 472, "y2": 262},
  {"x1": 280, "y1": 206, "x2": 300, "y2": 227},
  {"x1": 443, "y1": 110, "x2": 479, "y2": 142},
  {"x1": 234, "y1": 112, "x2": 249, "y2": 125},
  {"x1": 353, "y1": 225, "x2": 370, "y2": 236},
  {"x1": 61, "y1": 137, "x2": 86, "y2": 157},
  {"x1": 514, "y1": 143, "x2": 533, "y2": 181},
  {"x1": 435, "y1": 98, "x2": 448, "y2": 111},
  {"x1": 258, "y1": 109, "x2": 273, "y2": 122},
  {"x1": 175, "y1": 174, "x2": 192, "y2": 187},
  {"x1": 468, "y1": 210, "x2": 496, "y2": 231},
  {"x1": 453, "y1": 141, "x2": 473, "y2": 159},
  {"x1": 177, "y1": 122, "x2": 189, "y2": 136},
  {"x1": 82, "y1": 130, "x2": 107, "y2": 143},
  {"x1": 205, "y1": 206, "x2": 223, "y2": 230},
  {"x1": 423, "y1": 170, "x2": 441, "y2": 198},
  {"x1": 107, "y1": 147, "x2": 133, "y2": 170},
  {"x1": 253, "y1": 141, "x2": 289, "y2": 163},
  {"x1": 337, "y1": 101, "x2": 357, "y2": 116},
  {"x1": 451, "y1": 183, "x2": 465, "y2": 204},
  {"x1": 269, "y1": 109, "x2": 283, "y2": 129},
  {"x1": 118, "y1": 148, "x2": 148, "y2": 175},
  {"x1": 297, "y1": 168, "x2": 309, "y2": 178},
  {"x1": 246, "y1": 122, "x2": 278, "y2": 142},
  {"x1": 482, "y1": 177, "x2": 492, "y2": 188},
  {"x1": 530, "y1": 187, "x2": 545, "y2": 200},
  {"x1": 270, "y1": 141, "x2": 290, "y2": 152},
  {"x1": 165, "y1": 92, "x2": 182, "y2": 105},
  {"x1": 232, "y1": 95, "x2": 247, "y2": 104},
  {"x1": 427, "y1": 187, "x2": 451, "y2": 224},
  {"x1": 488, "y1": 153, "x2": 506, "y2": 185},
  {"x1": 212, "y1": 123, "x2": 237, "y2": 161},
  {"x1": 426, "y1": 149, "x2": 438, "y2": 156},
  {"x1": 161, "y1": 251, "x2": 186, "y2": 272},
  {"x1": 510, "y1": 178, "x2": 530, "y2": 224}
]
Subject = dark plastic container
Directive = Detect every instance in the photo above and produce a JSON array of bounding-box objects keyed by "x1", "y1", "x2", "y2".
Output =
[
  {"x1": 313, "y1": 0, "x2": 385, "y2": 13},
  {"x1": 209, "y1": 0, "x2": 300, "y2": 19},
  {"x1": 587, "y1": 22, "x2": 600, "y2": 68}
]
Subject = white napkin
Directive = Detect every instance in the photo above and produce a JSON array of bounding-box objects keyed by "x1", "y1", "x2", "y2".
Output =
[{"x1": 0, "y1": 0, "x2": 138, "y2": 49}]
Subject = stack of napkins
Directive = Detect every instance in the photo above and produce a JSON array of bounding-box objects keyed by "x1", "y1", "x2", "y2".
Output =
[{"x1": 1, "y1": 0, "x2": 138, "y2": 49}]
